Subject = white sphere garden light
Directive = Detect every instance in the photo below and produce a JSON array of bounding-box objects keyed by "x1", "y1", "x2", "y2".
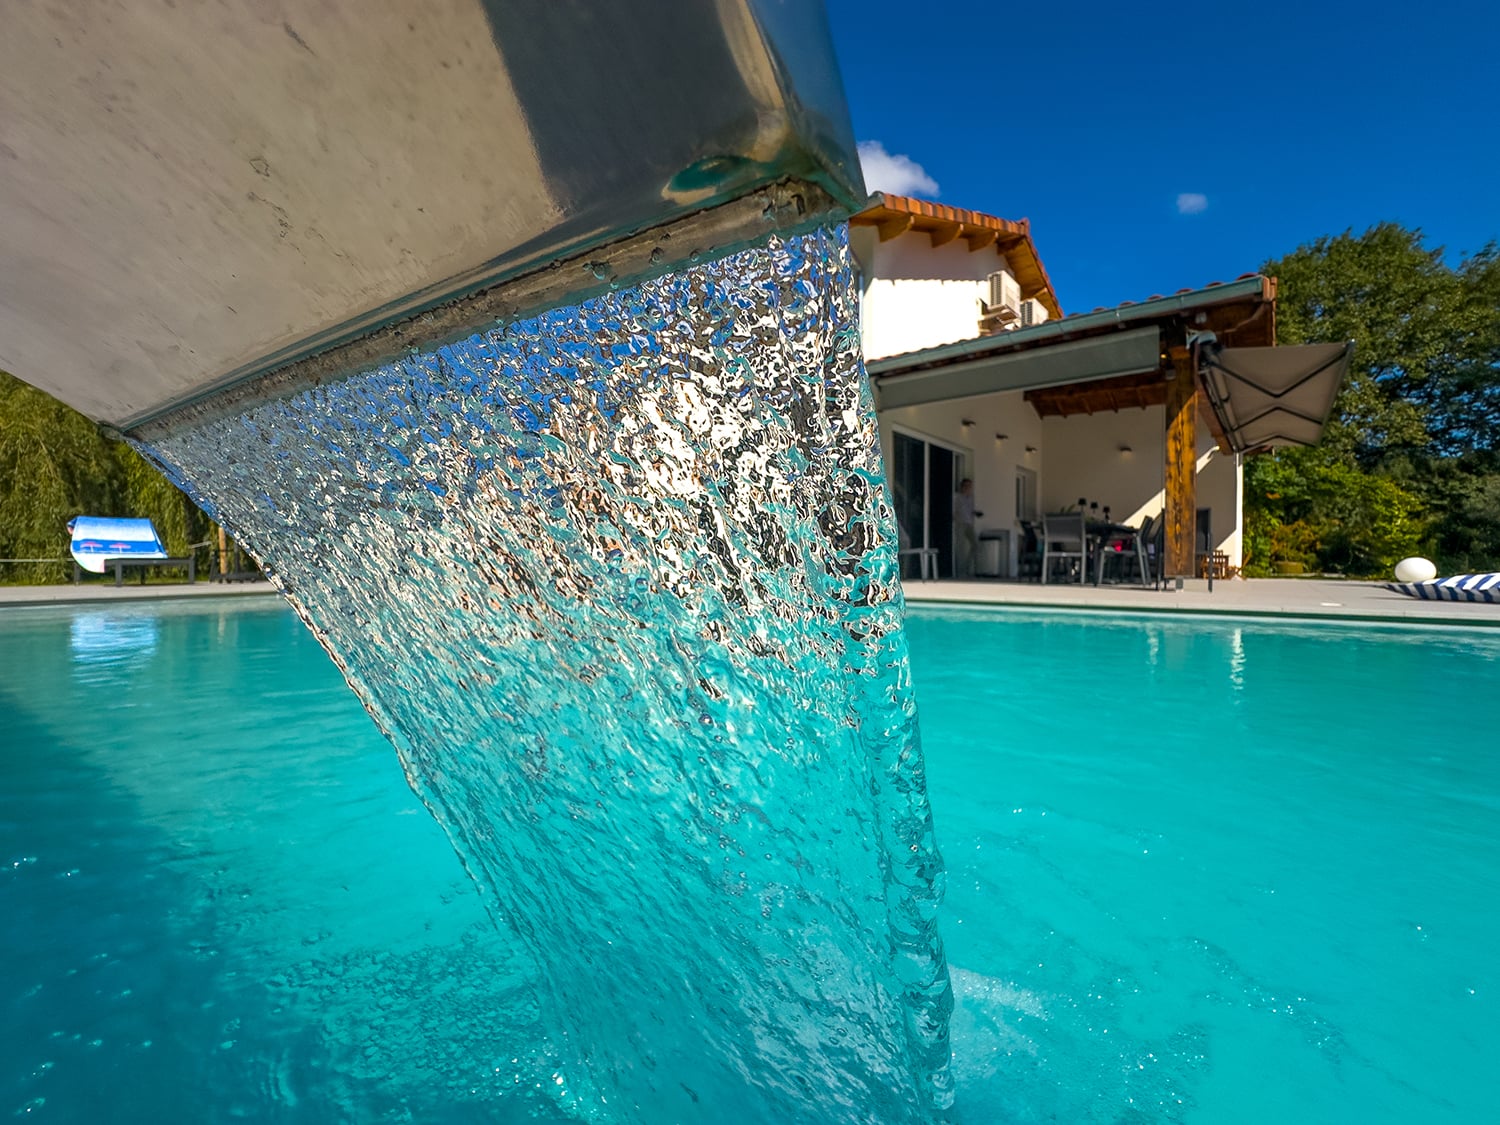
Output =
[{"x1": 1393, "y1": 557, "x2": 1437, "y2": 583}]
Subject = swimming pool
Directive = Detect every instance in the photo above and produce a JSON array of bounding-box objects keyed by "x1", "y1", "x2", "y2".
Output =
[
  {"x1": 908, "y1": 607, "x2": 1497, "y2": 1123},
  {"x1": 3, "y1": 601, "x2": 1495, "y2": 1122}
]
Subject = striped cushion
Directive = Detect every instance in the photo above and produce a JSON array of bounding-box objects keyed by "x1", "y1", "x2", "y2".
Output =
[{"x1": 1385, "y1": 573, "x2": 1500, "y2": 603}]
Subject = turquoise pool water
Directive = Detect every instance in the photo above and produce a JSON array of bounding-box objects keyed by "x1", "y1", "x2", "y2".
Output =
[
  {"x1": 910, "y1": 607, "x2": 1498, "y2": 1124},
  {"x1": 3, "y1": 601, "x2": 1497, "y2": 1122}
]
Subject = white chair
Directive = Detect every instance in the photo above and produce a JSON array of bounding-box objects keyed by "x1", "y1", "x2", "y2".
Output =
[
  {"x1": 1041, "y1": 512, "x2": 1086, "y2": 585},
  {"x1": 896, "y1": 519, "x2": 939, "y2": 582},
  {"x1": 898, "y1": 547, "x2": 940, "y2": 581}
]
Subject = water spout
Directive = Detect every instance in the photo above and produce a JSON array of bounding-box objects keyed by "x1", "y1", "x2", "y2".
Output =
[{"x1": 137, "y1": 226, "x2": 953, "y2": 1122}]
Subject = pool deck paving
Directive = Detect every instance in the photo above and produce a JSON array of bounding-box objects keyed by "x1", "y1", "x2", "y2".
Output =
[
  {"x1": 3, "y1": 575, "x2": 1497, "y2": 627},
  {"x1": 902, "y1": 576, "x2": 1500, "y2": 626},
  {"x1": 0, "y1": 581, "x2": 279, "y2": 607}
]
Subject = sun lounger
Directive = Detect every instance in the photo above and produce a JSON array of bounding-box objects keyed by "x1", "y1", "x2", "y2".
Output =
[{"x1": 69, "y1": 516, "x2": 196, "y2": 587}]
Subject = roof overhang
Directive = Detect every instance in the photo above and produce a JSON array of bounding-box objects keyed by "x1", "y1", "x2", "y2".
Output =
[
  {"x1": 865, "y1": 276, "x2": 1355, "y2": 453},
  {"x1": 874, "y1": 327, "x2": 1160, "y2": 410},
  {"x1": 851, "y1": 194, "x2": 1062, "y2": 319},
  {"x1": 868, "y1": 275, "x2": 1274, "y2": 381},
  {"x1": 1199, "y1": 342, "x2": 1353, "y2": 452},
  {"x1": 868, "y1": 275, "x2": 1275, "y2": 411}
]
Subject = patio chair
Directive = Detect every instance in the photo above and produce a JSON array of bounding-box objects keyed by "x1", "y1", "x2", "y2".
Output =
[
  {"x1": 1017, "y1": 520, "x2": 1043, "y2": 581},
  {"x1": 895, "y1": 516, "x2": 939, "y2": 582},
  {"x1": 898, "y1": 547, "x2": 940, "y2": 581},
  {"x1": 1141, "y1": 515, "x2": 1165, "y2": 588},
  {"x1": 1040, "y1": 511, "x2": 1087, "y2": 584},
  {"x1": 1133, "y1": 514, "x2": 1159, "y2": 586},
  {"x1": 1136, "y1": 513, "x2": 1159, "y2": 588}
]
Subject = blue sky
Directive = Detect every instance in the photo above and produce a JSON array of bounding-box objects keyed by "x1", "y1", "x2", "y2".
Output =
[{"x1": 824, "y1": 0, "x2": 1499, "y2": 313}]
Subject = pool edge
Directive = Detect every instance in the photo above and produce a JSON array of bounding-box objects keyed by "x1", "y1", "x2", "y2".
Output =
[{"x1": 901, "y1": 593, "x2": 1500, "y2": 629}]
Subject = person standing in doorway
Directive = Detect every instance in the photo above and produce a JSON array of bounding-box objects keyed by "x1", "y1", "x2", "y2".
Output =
[{"x1": 954, "y1": 477, "x2": 981, "y2": 578}]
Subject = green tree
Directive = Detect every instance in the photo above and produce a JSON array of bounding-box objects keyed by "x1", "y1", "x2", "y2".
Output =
[
  {"x1": 1402, "y1": 450, "x2": 1500, "y2": 574},
  {"x1": 1430, "y1": 248, "x2": 1500, "y2": 455},
  {"x1": 1270, "y1": 223, "x2": 1458, "y2": 462},
  {"x1": 1246, "y1": 225, "x2": 1500, "y2": 577},
  {"x1": 1243, "y1": 447, "x2": 1429, "y2": 577},
  {"x1": 0, "y1": 371, "x2": 211, "y2": 583}
]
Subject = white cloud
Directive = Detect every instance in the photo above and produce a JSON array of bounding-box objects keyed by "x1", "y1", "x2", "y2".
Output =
[
  {"x1": 857, "y1": 141, "x2": 939, "y2": 198},
  {"x1": 1176, "y1": 192, "x2": 1209, "y2": 215}
]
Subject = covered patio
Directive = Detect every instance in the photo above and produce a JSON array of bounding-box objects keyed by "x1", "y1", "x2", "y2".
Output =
[{"x1": 868, "y1": 277, "x2": 1351, "y2": 587}]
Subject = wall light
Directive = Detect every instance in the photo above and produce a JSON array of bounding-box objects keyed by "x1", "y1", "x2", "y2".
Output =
[
  {"x1": 1024, "y1": 445, "x2": 1037, "y2": 454},
  {"x1": 1118, "y1": 443, "x2": 1133, "y2": 455},
  {"x1": 994, "y1": 432, "x2": 1008, "y2": 442},
  {"x1": 961, "y1": 418, "x2": 975, "y2": 428}
]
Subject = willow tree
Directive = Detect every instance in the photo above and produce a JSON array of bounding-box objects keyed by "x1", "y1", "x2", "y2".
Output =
[{"x1": 0, "y1": 371, "x2": 210, "y2": 583}]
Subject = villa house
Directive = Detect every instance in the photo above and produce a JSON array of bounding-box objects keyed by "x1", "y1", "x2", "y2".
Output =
[{"x1": 849, "y1": 194, "x2": 1349, "y2": 584}]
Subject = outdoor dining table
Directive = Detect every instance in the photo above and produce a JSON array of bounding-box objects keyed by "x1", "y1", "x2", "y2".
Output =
[{"x1": 1088, "y1": 520, "x2": 1142, "y2": 586}]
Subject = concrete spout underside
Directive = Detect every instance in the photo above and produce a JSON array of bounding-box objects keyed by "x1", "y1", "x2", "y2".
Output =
[{"x1": 0, "y1": 0, "x2": 863, "y2": 429}]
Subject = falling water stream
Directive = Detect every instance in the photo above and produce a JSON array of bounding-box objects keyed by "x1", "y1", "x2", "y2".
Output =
[{"x1": 138, "y1": 226, "x2": 952, "y2": 1123}]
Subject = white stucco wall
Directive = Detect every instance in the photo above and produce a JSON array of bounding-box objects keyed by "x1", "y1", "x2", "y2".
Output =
[{"x1": 859, "y1": 230, "x2": 1016, "y2": 361}]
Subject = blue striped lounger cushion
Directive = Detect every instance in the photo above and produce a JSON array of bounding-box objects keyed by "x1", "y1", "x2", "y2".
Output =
[{"x1": 1385, "y1": 573, "x2": 1500, "y2": 603}]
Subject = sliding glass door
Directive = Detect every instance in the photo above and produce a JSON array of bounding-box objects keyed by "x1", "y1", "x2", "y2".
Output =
[{"x1": 890, "y1": 429, "x2": 962, "y2": 580}]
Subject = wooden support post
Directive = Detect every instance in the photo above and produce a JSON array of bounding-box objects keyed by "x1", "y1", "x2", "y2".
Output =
[
  {"x1": 1164, "y1": 347, "x2": 1198, "y2": 581},
  {"x1": 217, "y1": 526, "x2": 229, "y2": 577}
]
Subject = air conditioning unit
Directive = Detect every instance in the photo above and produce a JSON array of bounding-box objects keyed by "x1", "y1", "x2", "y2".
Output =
[
  {"x1": 979, "y1": 270, "x2": 1022, "y2": 332},
  {"x1": 1020, "y1": 297, "x2": 1048, "y2": 327}
]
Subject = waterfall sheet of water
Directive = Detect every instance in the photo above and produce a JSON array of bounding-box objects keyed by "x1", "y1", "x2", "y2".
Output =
[{"x1": 139, "y1": 225, "x2": 954, "y2": 1123}]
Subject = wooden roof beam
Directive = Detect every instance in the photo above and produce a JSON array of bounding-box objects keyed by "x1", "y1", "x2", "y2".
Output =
[
  {"x1": 1200, "y1": 299, "x2": 1275, "y2": 348},
  {"x1": 876, "y1": 213, "x2": 914, "y2": 241},
  {"x1": 929, "y1": 220, "x2": 963, "y2": 248},
  {"x1": 1036, "y1": 394, "x2": 1088, "y2": 414},
  {"x1": 964, "y1": 228, "x2": 998, "y2": 253},
  {"x1": 1026, "y1": 384, "x2": 1168, "y2": 419}
]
